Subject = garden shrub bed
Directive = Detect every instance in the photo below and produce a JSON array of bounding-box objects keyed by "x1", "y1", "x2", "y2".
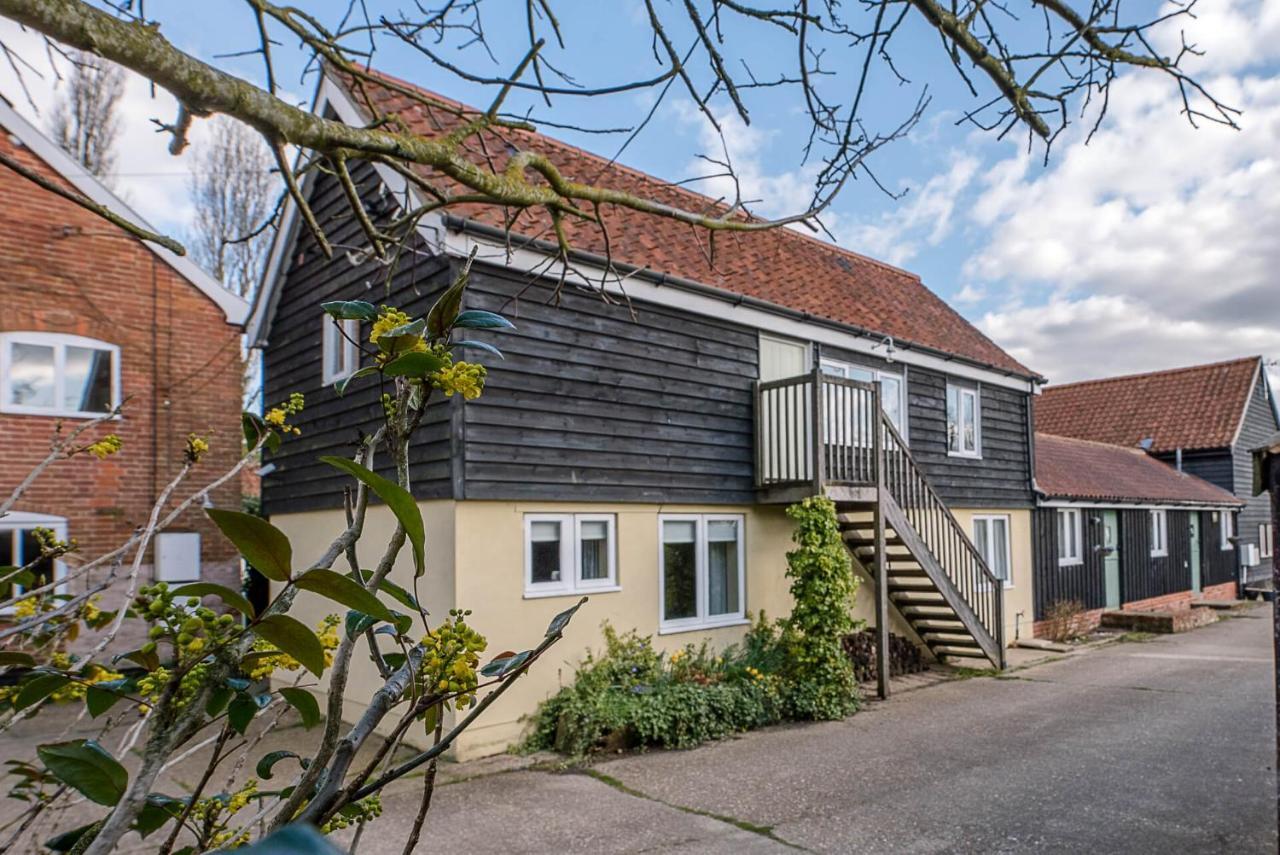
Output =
[{"x1": 524, "y1": 497, "x2": 864, "y2": 757}]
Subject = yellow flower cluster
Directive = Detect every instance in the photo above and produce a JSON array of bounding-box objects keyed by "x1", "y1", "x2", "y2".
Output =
[
  {"x1": 370, "y1": 306, "x2": 429, "y2": 361},
  {"x1": 185, "y1": 434, "x2": 210, "y2": 464},
  {"x1": 83, "y1": 434, "x2": 122, "y2": 460},
  {"x1": 191, "y1": 779, "x2": 257, "y2": 848},
  {"x1": 49, "y1": 654, "x2": 123, "y2": 703},
  {"x1": 246, "y1": 615, "x2": 340, "y2": 680},
  {"x1": 420, "y1": 609, "x2": 487, "y2": 709},
  {"x1": 745, "y1": 666, "x2": 765, "y2": 682},
  {"x1": 321, "y1": 794, "x2": 382, "y2": 833},
  {"x1": 668, "y1": 648, "x2": 687, "y2": 664},
  {"x1": 13, "y1": 598, "x2": 37, "y2": 619},
  {"x1": 432, "y1": 361, "x2": 486, "y2": 400},
  {"x1": 263, "y1": 392, "x2": 305, "y2": 437}
]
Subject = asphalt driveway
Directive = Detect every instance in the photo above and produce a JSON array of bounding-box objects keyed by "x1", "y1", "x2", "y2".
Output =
[{"x1": 396, "y1": 606, "x2": 1276, "y2": 854}]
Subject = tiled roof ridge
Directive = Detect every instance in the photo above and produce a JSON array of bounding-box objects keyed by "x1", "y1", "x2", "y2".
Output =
[
  {"x1": 344, "y1": 68, "x2": 928, "y2": 284},
  {"x1": 1035, "y1": 431, "x2": 1149, "y2": 455},
  {"x1": 1044, "y1": 355, "x2": 1260, "y2": 393}
]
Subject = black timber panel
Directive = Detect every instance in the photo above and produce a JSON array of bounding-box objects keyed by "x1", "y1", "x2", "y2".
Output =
[
  {"x1": 458, "y1": 262, "x2": 760, "y2": 503},
  {"x1": 1155, "y1": 450, "x2": 1233, "y2": 493},
  {"x1": 261, "y1": 161, "x2": 455, "y2": 514},
  {"x1": 1032, "y1": 508, "x2": 1106, "y2": 619},
  {"x1": 1200, "y1": 510, "x2": 1241, "y2": 587},
  {"x1": 1235, "y1": 375, "x2": 1279, "y2": 583},
  {"x1": 1118, "y1": 509, "x2": 1192, "y2": 603}
]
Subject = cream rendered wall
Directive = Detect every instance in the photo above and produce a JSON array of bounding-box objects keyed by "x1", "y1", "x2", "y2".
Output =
[
  {"x1": 267, "y1": 501, "x2": 457, "y2": 739},
  {"x1": 949, "y1": 508, "x2": 1035, "y2": 646}
]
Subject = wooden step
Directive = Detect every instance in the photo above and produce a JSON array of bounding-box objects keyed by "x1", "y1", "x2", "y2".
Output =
[
  {"x1": 932, "y1": 645, "x2": 990, "y2": 659},
  {"x1": 921, "y1": 632, "x2": 978, "y2": 646},
  {"x1": 886, "y1": 568, "x2": 928, "y2": 578},
  {"x1": 900, "y1": 604, "x2": 958, "y2": 619},
  {"x1": 890, "y1": 591, "x2": 946, "y2": 605},
  {"x1": 887, "y1": 578, "x2": 936, "y2": 592},
  {"x1": 911, "y1": 619, "x2": 967, "y2": 632}
]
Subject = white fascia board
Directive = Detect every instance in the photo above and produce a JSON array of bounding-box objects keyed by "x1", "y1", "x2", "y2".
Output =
[
  {"x1": 1038, "y1": 499, "x2": 1241, "y2": 511},
  {"x1": 247, "y1": 75, "x2": 444, "y2": 348},
  {"x1": 0, "y1": 98, "x2": 248, "y2": 327},
  {"x1": 442, "y1": 228, "x2": 1037, "y2": 393}
]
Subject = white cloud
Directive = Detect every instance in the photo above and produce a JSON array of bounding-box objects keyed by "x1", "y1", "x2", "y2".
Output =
[{"x1": 964, "y1": 0, "x2": 1280, "y2": 385}]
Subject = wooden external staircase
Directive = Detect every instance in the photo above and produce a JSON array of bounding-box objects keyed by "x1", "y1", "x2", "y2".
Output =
[{"x1": 755, "y1": 368, "x2": 1006, "y2": 698}]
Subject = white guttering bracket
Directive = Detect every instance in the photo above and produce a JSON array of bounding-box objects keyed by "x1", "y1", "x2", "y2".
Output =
[{"x1": 0, "y1": 98, "x2": 248, "y2": 327}]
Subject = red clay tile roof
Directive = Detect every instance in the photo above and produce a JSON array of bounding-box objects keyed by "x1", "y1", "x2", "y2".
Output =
[
  {"x1": 1037, "y1": 357, "x2": 1262, "y2": 454},
  {"x1": 340, "y1": 72, "x2": 1036, "y2": 378},
  {"x1": 1035, "y1": 433, "x2": 1241, "y2": 506}
]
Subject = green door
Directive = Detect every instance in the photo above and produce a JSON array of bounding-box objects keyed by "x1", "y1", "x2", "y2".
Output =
[
  {"x1": 1102, "y1": 510, "x2": 1121, "y2": 609},
  {"x1": 1189, "y1": 513, "x2": 1202, "y2": 593}
]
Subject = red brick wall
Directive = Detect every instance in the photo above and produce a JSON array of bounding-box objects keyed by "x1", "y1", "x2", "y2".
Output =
[
  {"x1": 1032, "y1": 586, "x2": 1231, "y2": 637},
  {"x1": 1200, "y1": 581, "x2": 1236, "y2": 601},
  {"x1": 0, "y1": 128, "x2": 244, "y2": 648}
]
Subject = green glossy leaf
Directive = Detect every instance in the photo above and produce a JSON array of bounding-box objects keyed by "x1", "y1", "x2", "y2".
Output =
[
  {"x1": 0, "y1": 568, "x2": 35, "y2": 589},
  {"x1": 235, "y1": 825, "x2": 345, "y2": 854},
  {"x1": 422, "y1": 703, "x2": 439, "y2": 734},
  {"x1": 242, "y1": 411, "x2": 282, "y2": 455},
  {"x1": 37, "y1": 740, "x2": 128, "y2": 806},
  {"x1": 45, "y1": 821, "x2": 99, "y2": 852},
  {"x1": 349, "y1": 570, "x2": 420, "y2": 613},
  {"x1": 390, "y1": 611, "x2": 414, "y2": 636},
  {"x1": 452, "y1": 310, "x2": 514, "y2": 330},
  {"x1": 546, "y1": 596, "x2": 588, "y2": 637},
  {"x1": 15, "y1": 673, "x2": 68, "y2": 711},
  {"x1": 256, "y1": 750, "x2": 302, "y2": 780},
  {"x1": 452, "y1": 339, "x2": 504, "y2": 359},
  {"x1": 134, "y1": 794, "x2": 185, "y2": 837},
  {"x1": 376, "y1": 318, "x2": 427, "y2": 355},
  {"x1": 321, "y1": 300, "x2": 378, "y2": 321},
  {"x1": 382, "y1": 653, "x2": 406, "y2": 670},
  {"x1": 206, "y1": 509, "x2": 292, "y2": 582},
  {"x1": 320, "y1": 456, "x2": 424, "y2": 576},
  {"x1": 427, "y1": 263, "x2": 471, "y2": 339},
  {"x1": 112, "y1": 647, "x2": 160, "y2": 672},
  {"x1": 345, "y1": 610, "x2": 377, "y2": 639},
  {"x1": 0, "y1": 651, "x2": 35, "y2": 667},
  {"x1": 334, "y1": 365, "x2": 378, "y2": 397},
  {"x1": 254, "y1": 615, "x2": 325, "y2": 677},
  {"x1": 479, "y1": 649, "x2": 532, "y2": 678},
  {"x1": 278, "y1": 687, "x2": 320, "y2": 730},
  {"x1": 206, "y1": 686, "x2": 234, "y2": 718},
  {"x1": 294, "y1": 569, "x2": 393, "y2": 623},
  {"x1": 85, "y1": 685, "x2": 124, "y2": 718},
  {"x1": 226, "y1": 677, "x2": 251, "y2": 692},
  {"x1": 228, "y1": 695, "x2": 258, "y2": 735},
  {"x1": 171, "y1": 582, "x2": 255, "y2": 618},
  {"x1": 382, "y1": 351, "x2": 448, "y2": 378}
]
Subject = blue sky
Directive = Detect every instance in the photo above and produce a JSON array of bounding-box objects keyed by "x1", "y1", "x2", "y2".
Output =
[{"x1": 2, "y1": 1, "x2": 1277, "y2": 387}]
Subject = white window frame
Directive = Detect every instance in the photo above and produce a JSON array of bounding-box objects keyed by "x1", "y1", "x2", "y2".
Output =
[
  {"x1": 1149, "y1": 510, "x2": 1168, "y2": 557},
  {"x1": 1220, "y1": 511, "x2": 1235, "y2": 551},
  {"x1": 1057, "y1": 508, "x2": 1083, "y2": 567},
  {"x1": 1261, "y1": 523, "x2": 1274, "y2": 560},
  {"x1": 523, "y1": 513, "x2": 618, "y2": 598},
  {"x1": 819, "y1": 357, "x2": 908, "y2": 442},
  {"x1": 321, "y1": 318, "x2": 361, "y2": 384},
  {"x1": 972, "y1": 514, "x2": 1013, "y2": 588},
  {"x1": 946, "y1": 382, "x2": 981, "y2": 459},
  {"x1": 658, "y1": 513, "x2": 747, "y2": 634},
  {"x1": 758, "y1": 333, "x2": 811, "y2": 382},
  {"x1": 0, "y1": 512, "x2": 69, "y2": 613},
  {"x1": 0, "y1": 332, "x2": 121, "y2": 418}
]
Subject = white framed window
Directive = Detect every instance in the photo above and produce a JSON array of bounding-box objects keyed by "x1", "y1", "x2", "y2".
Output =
[
  {"x1": 946, "y1": 383, "x2": 981, "y2": 458},
  {"x1": 1261, "y1": 523, "x2": 1274, "y2": 560},
  {"x1": 155, "y1": 531, "x2": 202, "y2": 583},
  {"x1": 972, "y1": 515, "x2": 1012, "y2": 587},
  {"x1": 1149, "y1": 510, "x2": 1168, "y2": 557},
  {"x1": 0, "y1": 332, "x2": 119, "y2": 418},
  {"x1": 659, "y1": 514, "x2": 746, "y2": 632},
  {"x1": 322, "y1": 318, "x2": 361, "y2": 384},
  {"x1": 1220, "y1": 511, "x2": 1235, "y2": 550},
  {"x1": 523, "y1": 513, "x2": 617, "y2": 597},
  {"x1": 1057, "y1": 508, "x2": 1083, "y2": 566},
  {"x1": 819, "y1": 358, "x2": 906, "y2": 439},
  {"x1": 0, "y1": 512, "x2": 69, "y2": 612}
]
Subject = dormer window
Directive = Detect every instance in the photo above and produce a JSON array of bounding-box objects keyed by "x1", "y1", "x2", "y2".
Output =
[{"x1": 0, "y1": 333, "x2": 119, "y2": 418}]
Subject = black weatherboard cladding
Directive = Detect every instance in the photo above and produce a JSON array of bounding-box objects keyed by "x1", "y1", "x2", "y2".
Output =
[
  {"x1": 261, "y1": 161, "x2": 455, "y2": 515},
  {"x1": 1235, "y1": 375, "x2": 1279, "y2": 582},
  {"x1": 1032, "y1": 508, "x2": 1107, "y2": 618}
]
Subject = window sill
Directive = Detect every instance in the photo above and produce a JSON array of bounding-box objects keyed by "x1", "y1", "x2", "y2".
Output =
[
  {"x1": 1150, "y1": 551, "x2": 1168, "y2": 558},
  {"x1": 658, "y1": 616, "x2": 749, "y2": 636},
  {"x1": 947, "y1": 450, "x2": 982, "y2": 460},
  {"x1": 1057, "y1": 560, "x2": 1083, "y2": 568},
  {"x1": 0, "y1": 406, "x2": 121, "y2": 420},
  {"x1": 523, "y1": 585, "x2": 620, "y2": 600}
]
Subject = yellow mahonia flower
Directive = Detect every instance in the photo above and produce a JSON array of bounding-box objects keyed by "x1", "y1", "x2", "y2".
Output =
[
  {"x1": 369, "y1": 307, "x2": 413, "y2": 346},
  {"x1": 185, "y1": 434, "x2": 210, "y2": 464},
  {"x1": 432, "y1": 361, "x2": 486, "y2": 400},
  {"x1": 83, "y1": 434, "x2": 122, "y2": 460},
  {"x1": 14, "y1": 598, "x2": 36, "y2": 619}
]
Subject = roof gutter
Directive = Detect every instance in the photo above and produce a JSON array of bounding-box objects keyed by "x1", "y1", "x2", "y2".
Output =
[{"x1": 442, "y1": 215, "x2": 1045, "y2": 385}]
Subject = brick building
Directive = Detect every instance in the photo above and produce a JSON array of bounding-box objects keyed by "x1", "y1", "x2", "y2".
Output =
[{"x1": 0, "y1": 96, "x2": 248, "y2": 648}]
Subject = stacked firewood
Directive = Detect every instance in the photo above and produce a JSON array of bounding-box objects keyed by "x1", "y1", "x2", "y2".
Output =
[{"x1": 842, "y1": 630, "x2": 929, "y2": 683}]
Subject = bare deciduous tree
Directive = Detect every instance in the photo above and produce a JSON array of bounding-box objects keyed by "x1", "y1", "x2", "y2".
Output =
[
  {"x1": 187, "y1": 116, "x2": 278, "y2": 300},
  {"x1": 47, "y1": 48, "x2": 124, "y2": 183}
]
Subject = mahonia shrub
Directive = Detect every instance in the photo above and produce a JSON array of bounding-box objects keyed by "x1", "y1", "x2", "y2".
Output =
[{"x1": 778, "y1": 496, "x2": 861, "y2": 720}]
